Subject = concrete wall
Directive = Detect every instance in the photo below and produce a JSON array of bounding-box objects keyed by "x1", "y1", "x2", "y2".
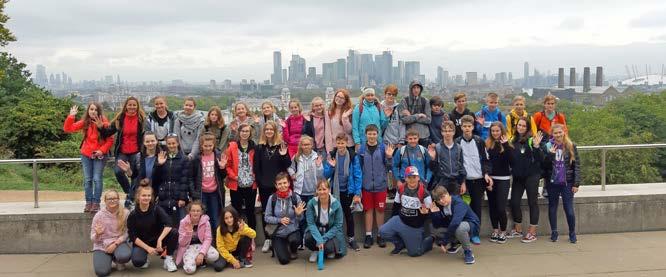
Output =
[{"x1": 3, "y1": 190, "x2": 666, "y2": 254}]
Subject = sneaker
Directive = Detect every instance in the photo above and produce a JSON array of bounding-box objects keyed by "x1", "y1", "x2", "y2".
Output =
[
  {"x1": 327, "y1": 252, "x2": 336, "y2": 259},
  {"x1": 290, "y1": 252, "x2": 298, "y2": 260},
  {"x1": 471, "y1": 236, "x2": 481, "y2": 245},
  {"x1": 463, "y1": 249, "x2": 475, "y2": 264},
  {"x1": 240, "y1": 259, "x2": 253, "y2": 268},
  {"x1": 116, "y1": 262, "x2": 126, "y2": 271},
  {"x1": 163, "y1": 256, "x2": 177, "y2": 272},
  {"x1": 140, "y1": 259, "x2": 150, "y2": 269},
  {"x1": 521, "y1": 233, "x2": 537, "y2": 243},
  {"x1": 90, "y1": 203, "x2": 100, "y2": 213},
  {"x1": 542, "y1": 188, "x2": 549, "y2": 198},
  {"x1": 309, "y1": 251, "x2": 318, "y2": 263},
  {"x1": 348, "y1": 238, "x2": 360, "y2": 251},
  {"x1": 83, "y1": 202, "x2": 92, "y2": 213},
  {"x1": 569, "y1": 233, "x2": 577, "y2": 244},
  {"x1": 506, "y1": 229, "x2": 523, "y2": 239},
  {"x1": 550, "y1": 231, "x2": 559, "y2": 242},
  {"x1": 390, "y1": 244, "x2": 404, "y2": 255},
  {"x1": 363, "y1": 235, "x2": 373, "y2": 249},
  {"x1": 261, "y1": 239, "x2": 272, "y2": 253},
  {"x1": 489, "y1": 232, "x2": 499, "y2": 243},
  {"x1": 446, "y1": 243, "x2": 461, "y2": 254},
  {"x1": 298, "y1": 244, "x2": 305, "y2": 251},
  {"x1": 496, "y1": 233, "x2": 507, "y2": 244},
  {"x1": 377, "y1": 235, "x2": 387, "y2": 248}
]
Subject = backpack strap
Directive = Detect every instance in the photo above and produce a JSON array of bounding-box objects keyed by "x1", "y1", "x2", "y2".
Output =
[{"x1": 417, "y1": 183, "x2": 425, "y2": 201}]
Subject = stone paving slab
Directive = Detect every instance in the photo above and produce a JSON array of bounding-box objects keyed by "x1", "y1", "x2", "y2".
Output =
[{"x1": 1, "y1": 231, "x2": 666, "y2": 277}]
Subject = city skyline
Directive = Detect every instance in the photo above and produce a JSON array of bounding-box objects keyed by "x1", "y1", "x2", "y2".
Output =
[{"x1": 6, "y1": 0, "x2": 666, "y2": 82}]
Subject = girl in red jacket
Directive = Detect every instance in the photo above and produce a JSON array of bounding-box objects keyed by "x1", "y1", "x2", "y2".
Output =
[
  {"x1": 63, "y1": 103, "x2": 113, "y2": 213},
  {"x1": 225, "y1": 123, "x2": 257, "y2": 230}
]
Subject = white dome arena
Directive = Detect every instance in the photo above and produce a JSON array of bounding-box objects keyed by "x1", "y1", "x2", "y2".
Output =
[{"x1": 621, "y1": 75, "x2": 664, "y2": 86}]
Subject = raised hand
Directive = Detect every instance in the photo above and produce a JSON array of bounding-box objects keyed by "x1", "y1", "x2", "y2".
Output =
[
  {"x1": 218, "y1": 154, "x2": 228, "y2": 169},
  {"x1": 419, "y1": 203, "x2": 430, "y2": 214},
  {"x1": 69, "y1": 105, "x2": 78, "y2": 116},
  {"x1": 279, "y1": 142, "x2": 288, "y2": 155},
  {"x1": 91, "y1": 114, "x2": 104, "y2": 128},
  {"x1": 385, "y1": 144, "x2": 395, "y2": 157},
  {"x1": 500, "y1": 135, "x2": 508, "y2": 144},
  {"x1": 384, "y1": 107, "x2": 393, "y2": 117},
  {"x1": 157, "y1": 151, "x2": 167, "y2": 165},
  {"x1": 117, "y1": 160, "x2": 130, "y2": 173},
  {"x1": 427, "y1": 144, "x2": 437, "y2": 160},
  {"x1": 252, "y1": 113, "x2": 260, "y2": 124},
  {"x1": 230, "y1": 121, "x2": 239, "y2": 133},
  {"x1": 315, "y1": 156, "x2": 323, "y2": 167},
  {"x1": 533, "y1": 131, "x2": 543, "y2": 146},
  {"x1": 294, "y1": 201, "x2": 306, "y2": 216},
  {"x1": 327, "y1": 156, "x2": 336, "y2": 167},
  {"x1": 342, "y1": 109, "x2": 353, "y2": 119},
  {"x1": 429, "y1": 202, "x2": 440, "y2": 213},
  {"x1": 476, "y1": 114, "x2": 485, "y2": 126}
]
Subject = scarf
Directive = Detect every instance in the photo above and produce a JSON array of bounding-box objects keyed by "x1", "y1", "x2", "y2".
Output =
[
  {"x1": 177, "y1": 111, "x2": 203, "y2": 127},
  {"x1": 277, "y1": 189, "x2": 291, "y2": 199}
]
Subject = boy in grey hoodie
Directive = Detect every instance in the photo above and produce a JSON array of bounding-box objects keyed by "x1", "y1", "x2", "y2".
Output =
[{"x1": 399, "y1": 80, "x2": 431, "y2": 147}]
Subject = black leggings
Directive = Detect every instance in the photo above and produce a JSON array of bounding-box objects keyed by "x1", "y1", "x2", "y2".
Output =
[
  {"x1": 304, "y1": 231, "x2": 337, "y2": 256},
  {"x1": 339, "y1": 193, "x2": 355, "y2": 238},
  {"x1": 272, "y1": 231, "x2": 302, "y2": 265},
  {"x1": 487, "y1": 179, "x2": 510, "y2": 231},
  {"x1": 212, "y1": 236, "x2": 252, "y2": 271},
  {"x1": 511, "y1": 174, "x2": 540, "y2": 226},
  {"x1": 230, "y1": 187, "x2": 257, "y2": 230},
  {"x1": 466, "y1": 178, "x2": 487, "y2": 225},
  {"x1": 130, "y1": 229, "x2": 178, "y2": 268},
  {"x1": 259, "y1": 186, "x2": 277, "y2": 238}
]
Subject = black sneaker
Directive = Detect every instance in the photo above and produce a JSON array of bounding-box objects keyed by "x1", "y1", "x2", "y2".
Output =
[
  {"x1": 377, "y1": 235, "x2": 387, "y2": 248},
  {"x1": 390, "y1": 245, "x2": 404, "y2": 255},
  {"x1": 349, "y1": 238, "x2": 360, "y2": 251},
  {"x1": 489, "y1": 232, "x2": 499, "y2": 243},
  {"x1": 497, "y1": 233, "x2": 507, "y2": 244},
  {"x1": 363, "y1": 235, "x2": 373, "y2": 249},
  {"x1": 446, "y1": 243, "x2": 461, "y2": 254}
]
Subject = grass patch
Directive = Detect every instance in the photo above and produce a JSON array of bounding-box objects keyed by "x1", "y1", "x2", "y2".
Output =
[{"x1": 0, "y1": 163, "x2": 120, "y2": 191}]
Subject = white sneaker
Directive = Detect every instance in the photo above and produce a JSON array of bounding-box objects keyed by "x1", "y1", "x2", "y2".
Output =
[
  {"x1": 309, "y1": 251, "x2": 318, "y2": 263},
  {"x1": 163, "y1": 256, "x2": 177, "y2": 272},
  {"x1": 140, "y1": 259, "x2": 150, "y2": 269},
  {"x1": 116, "y1": 262, "x2": 126, "y2": 271},
  {"x1": 262, "y1": 239, "x2": 272, "y2": 253}
]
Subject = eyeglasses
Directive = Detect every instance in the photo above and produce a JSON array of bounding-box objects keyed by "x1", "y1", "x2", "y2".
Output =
[
  {"x1": 105, "y1": 197, "x2": 119, "y2": 202},
  {"x1": 386, "y1": 93, "x2": 397, "y2": 96},
  {"x1": 335, "y1": 95, "x2": 345, "y2": 100}
]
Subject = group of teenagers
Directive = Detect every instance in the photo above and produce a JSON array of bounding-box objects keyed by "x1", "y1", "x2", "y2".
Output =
[{"x1": 64, "y1": 80, "x2": 581, "y2": 276}]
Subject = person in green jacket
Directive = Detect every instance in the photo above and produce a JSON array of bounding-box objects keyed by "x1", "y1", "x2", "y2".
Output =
[{"x1": 305, "y1": 180, "x2": 347, "y2": 263}]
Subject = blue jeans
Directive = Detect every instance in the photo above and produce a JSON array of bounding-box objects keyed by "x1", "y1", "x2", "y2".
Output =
[
  {"x1": 379, "y1": 216, "x2": 433, "y2": 257},
  {"x1": 298, "y1": 194, "x2": 314, "y2": 243},
  {"x1": 202, "y1": 192, "x2": 222, "y2": 235},
  {"x1": 114, "y1": 153, "x2": 139, "y2": 205},
  {"x1": 547, "y1": 183, "x2": 576, "y2": 234},
  {"x1": 81, "y1": 155, "x2": 105, "y2": 204}
]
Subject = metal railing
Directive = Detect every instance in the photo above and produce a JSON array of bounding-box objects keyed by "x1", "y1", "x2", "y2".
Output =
[
  {"x1": 577, "y1": 143, "x2": 666, "y2": 191},
  {"x1": 1, "y1": 143, "x2": 665, "y2": 208}
]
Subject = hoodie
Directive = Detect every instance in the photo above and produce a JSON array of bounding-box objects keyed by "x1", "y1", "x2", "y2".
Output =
[
  {"x1": 506, "y1": 109, "x2": 537, "y2": 140},
  {"x1": 380, "y1": 100, "x2": 406, "y2": 145},
  {"x1": 288, "y1": 151, "x2": 324, "y2": 196},
  {"x1": 399, "y1": 80, "x2": 431, "y2": 139},
  {"x1": 174, "y1": 111, "x2": 204, "y2": 157},
  {"x1": 146, "y1": 110, "x2": 175, "y2": 144},
  {"x1": 475, "y1": 105, "x2": 507, "y2": 140},
  {"x1": 448, "y1": 108, "x2": 476, "y2": 139},
  {"x1": 264, "y1": 191, "x2": 303, "y2": 238},
  {"x1": 352, "y1": 99, "x2": 387, "y2": 145},
  {"x1": 90, "y1": 206, "x2": 129, "y2": 252},
  {"x1": 176, "y1": 214, "x2": 213, "y2": 265},
  {"x1": 430, "y1": 195, "x2": 480, "y2": 246},
  {"x1": 429, "y1": 109, "x2": 448, "y2": 145}
]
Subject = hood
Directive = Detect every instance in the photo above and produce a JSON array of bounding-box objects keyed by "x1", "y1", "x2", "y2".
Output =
[
  {"x1": 362, "y1": 99, "x2": 377, "y2": 107},
  {"x1": 150, "y1": 110, "x2": 173, "y2": 119},
  {"x1": 177, "y1": 110, "x2": 204, "y2": 126},
  {"x1": 510, "y1": 109, "x2": 528, "y2": 118},
  {"x1": 314, "y1": 193, "x2": 339, "y2": 204},
  {"x1": 409, "y1": 80, "x2": 424, "y2": 96},
  {"x1": 181, "y1": 214, "x2": 210, "y2": 227},
  {"x1": 481, "y1": 105, "x2": 501, "y2": 115}
]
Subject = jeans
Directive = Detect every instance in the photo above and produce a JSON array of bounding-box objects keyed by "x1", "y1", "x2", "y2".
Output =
[
  {"x1": 487, "y1": 179, "x2": 510, "y2": 231},
  {"x1": 511, "y1": 174, "x2": 541, "y2": 226},
  {"x1": 114, "y1": 153, "x2": 139, "y2": 205},
  {"x1": 81, "y1": 155, "x2": 105, "y2": 204},
  {"x1": 379, "y1": 216, "x2": 433, "y2": 257},
  {"x1": 202, "y1": 192, "x2": 222, "y2": 236},
  {"x1": 92, "y1": 243, "x2": 131, "y2": 277},
  {"x1": 547, "y1": 183, "x2": 576, "y2": 234}
]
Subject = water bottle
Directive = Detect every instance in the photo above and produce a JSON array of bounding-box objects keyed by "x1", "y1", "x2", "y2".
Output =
[{"x1": 317, "y1": 249, "x2": 324, "y2": 270}]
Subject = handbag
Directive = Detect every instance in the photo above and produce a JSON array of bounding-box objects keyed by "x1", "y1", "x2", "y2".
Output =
[{"x1": 264, "y1": 223, "x2": 280, "y2": 237}]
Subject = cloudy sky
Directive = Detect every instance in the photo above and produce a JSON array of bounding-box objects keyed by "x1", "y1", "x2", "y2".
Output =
[{"x1": 6, "y1": 0, "x2": 666, "y2": 83}]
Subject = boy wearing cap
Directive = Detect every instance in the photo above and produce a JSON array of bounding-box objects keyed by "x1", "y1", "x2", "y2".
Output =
[
  {"x1": 378, "y1": 166, "x2": 434, "y2": 257},
  {"x1": 357, "y1": 124, "x2": 394, "y2": 249},
  {"x1": 324, "y1": 132, "x2": 363, "y2": 251},
  {"x1": 352, "y1": 87, "x2": 387, "y2": 152},
  {"x1": 430, "y1": 186, "x2": 479, "y2": 264}
]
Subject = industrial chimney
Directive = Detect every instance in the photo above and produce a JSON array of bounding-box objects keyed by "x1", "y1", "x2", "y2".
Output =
[
  {"x1": 596, "y1": 66, "x2": 603, "y2": 86},
  {"x1": 583, "y1": 67, "x2": 591, "y2": 92},
  {"x1": 558, "y1": 68, "x2": 565, "y2": 88},
  {"x1": 569, "y1": 68, "x2": 576, "y2": 86}
]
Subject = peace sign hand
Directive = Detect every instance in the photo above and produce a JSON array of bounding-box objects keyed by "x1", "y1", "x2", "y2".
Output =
[
  {"x1": 533, "y1": 131, "x2": 543, "y2": 147},
  {"x1": 427, "y1": 144, "x2": 437, "y2": 159},
  {"x1": 157, "y1": 151, "x2": 167, "y2": 165},
  {"x1": 69, "y1": 105, "x2": 78, "y2": 116},
  {"x1": 419, "y1": 203, "x2": 430, "y2": 214},
  {"x1": 327, "y1": 156, "x2": 336, "y2": 167},
  {"x1": 252, "y1": 114, "x2": 260, "y2": 124},
  {"x1": 315, "y1": 156, "x2": 323, "y2": 167},
  {"x1": 500, "y1": 135, "x2": 509, "y2": 144}
]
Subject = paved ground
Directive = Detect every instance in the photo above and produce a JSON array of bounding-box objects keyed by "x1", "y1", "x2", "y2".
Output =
[{"x1": 1, "y1": 231, "x2": 665, "y2": 276}]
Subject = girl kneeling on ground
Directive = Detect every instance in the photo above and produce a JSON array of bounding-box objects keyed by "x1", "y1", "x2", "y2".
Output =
[
  {"x1": 91, "y1": 189, "x2": 130, "y2": 276},
  {"x1": 214, "y1": 206, "x2": 257, "y2": 271},
  {"x1": 305, "y1": 180, "x2": 347, "y2": 263},
  {"x1": 177, "y1": 201, "x2": 221, "y2": 274}
]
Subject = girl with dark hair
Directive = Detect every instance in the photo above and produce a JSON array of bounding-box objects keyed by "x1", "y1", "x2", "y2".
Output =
[{"x1": 214, "y1": 206, "x2": 257, "y2": 270}]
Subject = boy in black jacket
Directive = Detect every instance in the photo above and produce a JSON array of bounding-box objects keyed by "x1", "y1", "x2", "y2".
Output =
[
  {"x1": 430, "y1": 186, "x2": 479, "y2": 264},
  {"x1": 428, "y1": 121, "x2": 466, "y2": 193},
  {"x1": 454, "y1": 115, "x2": 491, "y2": 245}
]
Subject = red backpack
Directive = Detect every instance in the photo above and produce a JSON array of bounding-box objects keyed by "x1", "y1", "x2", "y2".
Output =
[{"x1": 397, "y1": 182, "x2": 426, "y2": 202}]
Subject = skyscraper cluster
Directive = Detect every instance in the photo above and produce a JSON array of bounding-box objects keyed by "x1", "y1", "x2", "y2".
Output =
[{"x1": 33, "y1": 64, "x2": 74, "y2": 90}]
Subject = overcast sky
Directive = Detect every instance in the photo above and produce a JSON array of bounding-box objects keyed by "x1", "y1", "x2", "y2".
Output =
[{"x1": 6, "y1": 0, "x2": 666, "y2": 82}]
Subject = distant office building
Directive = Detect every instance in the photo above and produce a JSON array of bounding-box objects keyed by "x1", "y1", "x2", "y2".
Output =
[
  {"x1": 209, "y1": 79, "x2": 217, "y2": 89},
  {"x1": 347, "y1": 49, "x2": 360, "y2": 86},
  {"x1": 465, "y1": 72, "x2": 478, "y2": 86},
  {"x1": 397, "y1": 61, "x2": 405, "y2": 87},
  {"x1": 223, "y1": 79, "x2": 232, "y2": 89},
  {"x1": 524, "y1": 62, "x2": 529, "y2": 87},
  {"x1": 34, "y1": 65, "x2": 48, "y2": 87},
  {"x1": 360, "y1": 54, "x2": 375, "y2": 87},
  {"x1": 272, "y1": 51, "x2": 283, "y2": 85},
  {"x1": 405, "y1": 61, "x2": 420, "y2": 84},
  {"x1": 322, "y1": 62, "x2": 335, "y2": 85},
  {"x1": 288, "y1": 54, "x2": 306, "y2": 83},
  {"x1": 307, "y1": 67, "x2": 317, "y2": 82},
  {"x1": 335, "y1": 58, "x2": 346, "y2": 81},
  {"x1": 376, "y1": 51, "x2": 392, "y2": 85},
  {"x1": 437, "y1": 66, "x2": 445, "y2": 88}
]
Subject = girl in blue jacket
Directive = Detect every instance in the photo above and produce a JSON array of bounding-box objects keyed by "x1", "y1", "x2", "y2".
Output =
[
  {"x1": 352, "y1": 88, "x2": 387, "y2": 151},
  {"x1": 305, "y1": 180, "x2": 347, "y2": 263}
]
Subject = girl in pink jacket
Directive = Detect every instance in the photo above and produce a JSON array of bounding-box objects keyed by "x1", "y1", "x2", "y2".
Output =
[
  {"x1": 177, "y1": 201, "x2": 221, "y2": 274},
  {"x1": 283, "y1": 99, "x2": 310, "y2": 158},
  {"x1": 90, "y1": 189, "x2": 130, "y2": 276}
]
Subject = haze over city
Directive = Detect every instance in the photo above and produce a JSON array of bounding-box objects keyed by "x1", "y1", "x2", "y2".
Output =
[{"x1": 6, "y1": 0, "x2": 666, "y2": 83}]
